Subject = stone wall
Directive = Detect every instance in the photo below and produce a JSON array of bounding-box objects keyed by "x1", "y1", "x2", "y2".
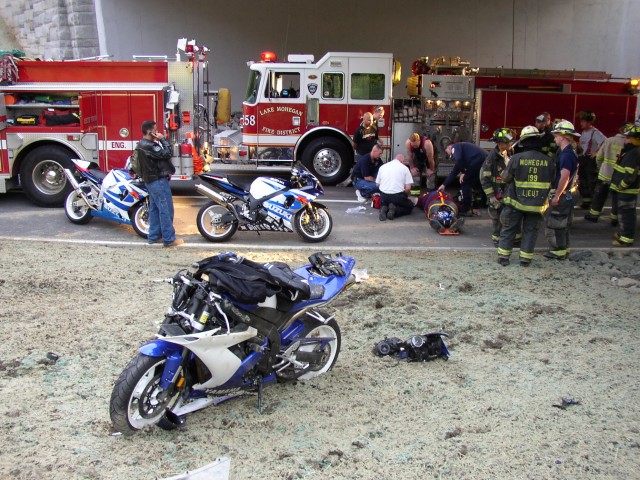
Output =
[{"x1": 0, "y1": 0, "x2": 99, "y2": 60}]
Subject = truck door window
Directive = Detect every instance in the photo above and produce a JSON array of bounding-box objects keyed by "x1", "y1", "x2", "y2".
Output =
[
  {"x1": 265, "y1": 72, "x2": 300, "y2": 99},
  {"x1": 244, "y1": 70, "x2": 262, "y2": 104},
  {"x1": 350, "y1": 73, "x2": 385, "y2": 100},
  {"x1": 322, "y1": 73, "x2": 344, "y2": 99}
]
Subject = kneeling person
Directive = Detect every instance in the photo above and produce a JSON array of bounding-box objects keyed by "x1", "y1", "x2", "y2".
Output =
[{"x1": 375, "y1": 154, "x2": 415, "y2": 221}]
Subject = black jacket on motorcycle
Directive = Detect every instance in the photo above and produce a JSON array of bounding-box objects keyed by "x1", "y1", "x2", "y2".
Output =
[{"x1": 137, "y1": 137, "x2": 175, "y2": 184}]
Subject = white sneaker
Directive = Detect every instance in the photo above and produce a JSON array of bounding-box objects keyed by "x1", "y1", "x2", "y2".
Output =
[{"x1": 355, "y1": 190, "x2": 366, "y2": 203}]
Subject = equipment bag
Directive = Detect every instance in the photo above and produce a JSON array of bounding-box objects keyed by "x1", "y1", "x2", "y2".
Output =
[{"x1": 42, "y1": 109, "x2": 80, "y2": 126}]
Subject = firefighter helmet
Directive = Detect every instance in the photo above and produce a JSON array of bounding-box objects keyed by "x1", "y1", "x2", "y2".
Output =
[
  {"x1": 519, "y1": 125, "x2": 541, "y2": 141},
  {"x1": 622, "y1": 123, "x2": 640, "y2": 139},
  {"x1": 551, "y1": 120, "x2": 581, "y2": 137},
  {"x1": 490, "y1": 128, "x2": 514, "y2": 143}
]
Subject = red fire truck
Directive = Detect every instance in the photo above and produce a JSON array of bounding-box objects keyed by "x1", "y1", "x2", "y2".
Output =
[
  {"x1": 209, "y1": 52, "x2": 638, "y2": 183},
  {"x1": 0, "y1": 42, "x2": 214, "y2": 206}
]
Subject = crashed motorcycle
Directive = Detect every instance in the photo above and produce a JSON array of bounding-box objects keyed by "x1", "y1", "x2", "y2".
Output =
[
  {"x1": 194, "y1": 162, "x2": 332, "y2": 243},
  {"x1": 109, "y1": 251, "x2": 359, "y2": 435},
  {"x1": 63, "y1": 159, "x2": 149, "y2": 238}
]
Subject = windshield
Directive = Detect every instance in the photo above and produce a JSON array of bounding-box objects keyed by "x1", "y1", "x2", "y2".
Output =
[{"x1": 244, "y1": 70, "x2": 262, "y2": 104}]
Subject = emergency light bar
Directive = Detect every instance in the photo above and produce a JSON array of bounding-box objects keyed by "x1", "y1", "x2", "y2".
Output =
[{"x1": 260, "y1": 51, "x2": 277, "y2": 62}]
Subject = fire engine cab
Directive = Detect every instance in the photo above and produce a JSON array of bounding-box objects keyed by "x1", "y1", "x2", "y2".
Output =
[
  {"x1": 210, "y1": 52, "x2": 638, "y2": 184},
  {"x1": 211, "y1": 51, "x2": 401, "y2": 185},
  {"x1": 0, "y1": 40, "x2": 215, "y2": 206}
]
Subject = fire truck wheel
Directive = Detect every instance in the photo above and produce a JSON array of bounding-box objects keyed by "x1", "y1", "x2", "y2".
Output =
[
  {"x1": 20, "y1": 146, "x2": 74, "y2": 207},
  {"x1": 301, "y1": 138, "x2": 351, "y2": 186},
  {"x1": 196, "y1": 202, "x2": 238, "y2": 242},
  {"x1": 64, "y1": 190, "x2": 93, "y2": 225},
  {"x1": 294, "y1": 205, "x2": 333, "y2": 243},
  {"x1": 130, "y1": 201, "x2": 150, "y2": 239}
]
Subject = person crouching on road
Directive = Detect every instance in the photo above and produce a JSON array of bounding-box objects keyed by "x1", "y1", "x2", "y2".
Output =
[
  {"x1": 543, "y1": 121, "x2": 580, "y2": 260},
  {"x1": 610, "y1": 123, "x2": 640, "y2": 247},
  {"x1": 352, "y1": 143, "x2": 383, "y2": 201},
  {"x1": 481, "y1": 128, "x2": 515, "y2": 246},
  {"x1": 497, "y1": 126, "x2": 555, "y2": 267},
  {"x1": 137, "y1": 120, "x2": 183, "y2": 247},
  {"x1": 375, "y1": 154, "x2": 415, "y2": 221},
  {"x1": 438, "y1": 142, "x2": 487, "y2": 216}
]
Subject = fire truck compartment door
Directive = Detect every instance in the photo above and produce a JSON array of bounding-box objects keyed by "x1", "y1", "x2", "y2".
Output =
[
  {"x1": 0, "y1": 93, "x2": 7, "y2": 131},
  {"x1": 79, "y1": 92, "x2": 98, "y2": 133},
  {"x1": 306, "y1": 97, "x2": 319, "y2": 126}
]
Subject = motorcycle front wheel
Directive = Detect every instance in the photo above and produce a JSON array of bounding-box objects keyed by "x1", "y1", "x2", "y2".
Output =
[
  {"x1": 64, "y1": 190, "x2": 93, "y2": 225},
  {"x1": 109, "y1": 354, "x2": 181, "y2": 435},
  {"x1": 197, "y1": 202, "x2": 238, "y2": 242},
  {"x1": 276, "y1": 313, "x2": 341, "y2": 381},
  {"x1": 130, "y1": 201, "x2": 150, "y2": 239},
  {"x1": 294, "y1": 205, "x2": 332, "y2": 242}
]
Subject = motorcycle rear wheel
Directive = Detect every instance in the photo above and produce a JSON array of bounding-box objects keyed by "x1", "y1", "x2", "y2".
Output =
[
  {"x1": 197, "y1": 202, "x2": 238, "y2": 242},
  {"x1": 294, "y1": 205, "x2": 332, "y2": 242},
  {"x1": 109, "y1": 354, "x2": 180, "y2": 435},
  {"x1": 130, "y1": 201, "x2": 150, "y2": 239},
  {"x1": 64, "y1": 190, "x2": 93, "y2": 225},
  {"x1": 277, "y1": 313, "x2": 341, "y2": 381}
]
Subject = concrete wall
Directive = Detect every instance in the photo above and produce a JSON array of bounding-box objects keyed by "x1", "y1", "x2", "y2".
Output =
[
  {"x1": 0, "y1": 0, "x2": 99, "y2": 59},
  {"x1": 1, "y1": 0, "x2": 638, "y2": 110}
]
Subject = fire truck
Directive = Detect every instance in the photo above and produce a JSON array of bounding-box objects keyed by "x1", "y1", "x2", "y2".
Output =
[
  {"x1": 0, "y1": 40, "x2": 218, "y2": 206},
  {"x1": 209, "y1": 52, "x2": 638, "y2": 183}
]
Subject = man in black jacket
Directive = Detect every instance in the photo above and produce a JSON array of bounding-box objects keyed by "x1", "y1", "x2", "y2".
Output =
[{"x1": 137, "y1": 120, "x2": 183, "y2": 247}]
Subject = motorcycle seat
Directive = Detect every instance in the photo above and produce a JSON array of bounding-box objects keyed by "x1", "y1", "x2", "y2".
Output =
[
  {"x1": 226, "y1": 175, "x2": 254, "y2": 192},
  {"x1": 89, "y1": 168, "x2": 107, "y2": 181}
]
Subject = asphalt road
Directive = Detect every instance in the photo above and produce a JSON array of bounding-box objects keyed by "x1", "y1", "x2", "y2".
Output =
[{"x1": 0, "y1": 181, "x2": 635, "y2": 252}]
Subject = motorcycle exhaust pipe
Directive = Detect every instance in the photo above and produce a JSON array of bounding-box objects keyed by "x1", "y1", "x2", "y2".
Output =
[
  {"x1": 63, "y1": 168, "x2": 97, "y2": 210},
  {"x1": 194, "y1": 183, "x2": 230, "y2": 208}
]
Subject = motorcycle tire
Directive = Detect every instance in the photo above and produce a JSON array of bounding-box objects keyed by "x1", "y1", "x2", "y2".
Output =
[
  {"x1": 196, "y1": 202, "x2": 238, "y2": 242},
  {"x1": 64, "y1": 189, "x2": 93, "y2": 225},
  {"x1": 276, "y1": 312, "x2": 341, "y2": 382},
  {"x1": 109, "y1": 354, "x2": 181, "y2": 435},
  {"x1": 130, "y1": 200, "x2": 150, "y2": 239},
  {"x1": 294, "y1": 205, "x2": 332, "y2": 243}
]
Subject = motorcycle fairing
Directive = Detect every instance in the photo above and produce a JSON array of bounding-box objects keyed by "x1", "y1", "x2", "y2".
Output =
[
  {"x1": 291, "y1": 256, "x2": 356, "y2": 309},
  {"x1": 145, "y1": 326, "x2": 260, "y2": 390}
]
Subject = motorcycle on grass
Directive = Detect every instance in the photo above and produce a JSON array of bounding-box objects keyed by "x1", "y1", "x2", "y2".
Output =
[
  {"x1": 195, "y1": 162, "x2": 332, "y2": 243},
  {"x1": 109, "y1": 252, "x2": 360, "y2": 435},
  {"x1": 63, "y1": 159, "x2": 149, "y2": 238}
]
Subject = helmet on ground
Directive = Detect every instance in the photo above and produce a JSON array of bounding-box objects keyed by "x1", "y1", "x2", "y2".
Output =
[
  {"x1": 491, "y1": 128, "x2": 514, "y2": 143},
  {"x1": 519, "y1": 125, "x2": 541, "y2": 141},
  {"x1": 622, "y1": 123, "x2": 640, "y2": 139},
  {"x1": 551, "y1": 120, "x2": 581, "y2": 137}
]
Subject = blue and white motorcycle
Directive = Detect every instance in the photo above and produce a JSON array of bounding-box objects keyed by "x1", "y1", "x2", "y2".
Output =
[
  {"x1": 109, "y1": 251, "x2": 360, "y2": 435},
  {"x1": 63, "y1": 159, "x2": 150, "y2": 238},
  {"x1": 195, "y1": 162, "x2": 332, "y2": 243}
]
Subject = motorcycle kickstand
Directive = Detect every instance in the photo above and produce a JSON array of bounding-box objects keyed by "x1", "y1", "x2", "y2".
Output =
[{"x1": 255, "y1": 376, "x2": 264, "y2": 414}]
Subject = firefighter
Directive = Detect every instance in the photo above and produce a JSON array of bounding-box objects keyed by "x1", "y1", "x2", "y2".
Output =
[
  {"x1": 584, "y1": 122, "x2": 631, "y2": 225},
  {"x1": 438, "y1": 142, "x2": 487, "y2": 215},
  {"x1": 543, "y1": 121, "x2": 580, "y2": 260},
  {"x1": 497, "y1": 126, "x2": 555, "y2": 267},
  {"x1": 610, "y1": 124, "x2": 640, "y2": 247},
  {"x1": 576, "y1": 111, "x2": 606, "y2": 209},
  {"x1": 480, "y1": 128, "x2": 515, "y2": 246},
  {"x1": 405, "y1": 132, "x2": 436, "y2": 190},
  {"x1": 534, "y1": 112, "x2": 556, "y2": 156}
]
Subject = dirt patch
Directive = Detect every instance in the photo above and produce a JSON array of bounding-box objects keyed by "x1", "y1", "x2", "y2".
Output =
[{"x1": 0, "y1": 241, "x2": 639, "y2": 479}]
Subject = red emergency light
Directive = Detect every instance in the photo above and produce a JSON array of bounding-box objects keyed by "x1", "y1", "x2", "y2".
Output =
[{"x1": 260, "y1": 51, "x2": 277, "y2": 63}]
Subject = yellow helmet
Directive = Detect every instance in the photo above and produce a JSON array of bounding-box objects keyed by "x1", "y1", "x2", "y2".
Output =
[
  {"x1": 519, "y1": 125, "x2": 541, "y2": 141},
  {"x1": 551, "y1": 120, "x2": 581, "y2": 137}
]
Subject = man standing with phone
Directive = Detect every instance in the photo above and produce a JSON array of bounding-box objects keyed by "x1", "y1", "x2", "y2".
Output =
[{"x1": 137, "y1": 120, "x2": 183, "y2": 247}]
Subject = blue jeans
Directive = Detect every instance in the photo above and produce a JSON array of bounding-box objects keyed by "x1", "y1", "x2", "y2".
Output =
[
  {"x1": 146, "y1": 178, "x2": 176, "y2": 243},
  {"x1": 353, "y1": 178, "x2": 379, "y2": 197}
]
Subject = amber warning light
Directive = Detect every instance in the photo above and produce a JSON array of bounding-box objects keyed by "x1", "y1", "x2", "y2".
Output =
[{"x1": 261, "y1": 51, "x2": 277, "y2": 63}]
